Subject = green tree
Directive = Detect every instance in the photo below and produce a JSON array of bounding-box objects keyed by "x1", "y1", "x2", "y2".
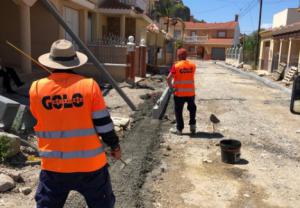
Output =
[
  {"x1": 171, "y1": 3, "x2": 191, "y2": 21},
  {"x1": 154, "y1": 0, "x2": 191, "y2": 21}
]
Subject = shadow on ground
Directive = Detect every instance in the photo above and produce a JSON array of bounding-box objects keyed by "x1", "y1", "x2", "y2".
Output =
[
  {"x1": 182, "y1": 131, "x2": 224, "y2": 139},
  {"x1": 235, "y1": 158, "x2": 249, "y2": 165}
]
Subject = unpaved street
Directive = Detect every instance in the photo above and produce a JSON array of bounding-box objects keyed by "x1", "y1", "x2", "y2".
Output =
[
  {"x1": 2, "y1": 61, "x2": 300, "y2": 208},
  {"x1": 142, "y1": 61, "x2": 300, "y2": 208}
]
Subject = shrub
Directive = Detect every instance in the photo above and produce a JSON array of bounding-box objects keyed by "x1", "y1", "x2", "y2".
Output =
[{"x1": 0, "y1": 136, "x2": 10, "y2": 162}]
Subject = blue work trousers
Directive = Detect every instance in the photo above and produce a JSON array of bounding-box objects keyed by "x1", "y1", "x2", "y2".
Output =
[{"x1": 35, "y1": 165, "x2": 115, "y2": 208}]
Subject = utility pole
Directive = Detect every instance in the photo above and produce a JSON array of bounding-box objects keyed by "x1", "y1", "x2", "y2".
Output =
[{"x1": 255, "y1": 0, "x2": 263, "y2": 68}]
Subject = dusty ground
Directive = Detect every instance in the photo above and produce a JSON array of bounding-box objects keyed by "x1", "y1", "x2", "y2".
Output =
[
  {"x1": 2, "y1": 61, "x2": 300, "y2": 208},
  {"x1": 0, "y1": 76, "x2": 167, "y2": 208},
  {"x1": 141, "y1": 61, "x2": 300, "y2": 208}
]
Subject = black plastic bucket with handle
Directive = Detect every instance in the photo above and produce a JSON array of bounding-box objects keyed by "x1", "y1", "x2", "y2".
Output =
[{"x1": 220, "y1": 139, "x2": 241, "y2": 164}]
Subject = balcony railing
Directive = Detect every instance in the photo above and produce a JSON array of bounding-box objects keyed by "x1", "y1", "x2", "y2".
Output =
[{"x1": 184, "y1": 35, "x2": 208, "y2": 43}]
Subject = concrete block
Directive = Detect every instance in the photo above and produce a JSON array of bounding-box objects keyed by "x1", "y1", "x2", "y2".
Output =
[
  {"x1": 0, "y1": 95, "x2": 20, "y2": 130},
  {"x1": 11, "y1": 105, "x2": 36, "y2": 133},
  {"x1": 153, "y1": 87, "x2": 171, "y2": 119}
]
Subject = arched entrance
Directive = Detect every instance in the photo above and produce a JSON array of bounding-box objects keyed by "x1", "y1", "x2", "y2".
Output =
[{"x1": 197, "y1": 46, "x2": 205, "y2": 59}]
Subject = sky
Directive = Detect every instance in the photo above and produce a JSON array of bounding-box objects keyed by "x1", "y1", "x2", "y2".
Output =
[{"x1": 182, "y1": 0, "x2": 300, "y2": 34}]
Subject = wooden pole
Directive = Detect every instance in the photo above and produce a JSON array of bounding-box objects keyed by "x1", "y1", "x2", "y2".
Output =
[
  {"x1": 255, "y1": 0, "x2": 263, "y2": 68},
  {"x1": 40, "y1": 0, "x2": 136, "y2": 111},
  {"x1": 6, "y1": 41, "x2": 52, "y2": 74}
]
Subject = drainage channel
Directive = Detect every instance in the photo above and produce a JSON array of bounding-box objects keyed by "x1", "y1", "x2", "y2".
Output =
[{"x1": 64, "y1": 90, "x2": 172, "y2": 208}]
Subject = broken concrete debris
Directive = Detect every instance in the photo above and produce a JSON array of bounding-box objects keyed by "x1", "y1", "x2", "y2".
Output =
[
  {"x1": 0, "y1": 132, "x2": 21, "y2": 158},
  {"x1": 19, "y1": 186, "x2": 32, "y2": 195},
  {"x1": 0, "y1": 174, "x2": 15, "y2": 192},
  {"x1": 112, "y1": 117, "x2": 130, "y2": 129},
  {"x1": 166, "y1": 146, "x2": 172, "y2": 151},
  {"x1": 0, "y1": 169, "x2": 23, "y2": 183}
]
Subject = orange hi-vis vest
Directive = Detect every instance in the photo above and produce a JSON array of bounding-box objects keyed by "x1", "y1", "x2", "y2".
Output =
[
  {"x1": 173, "y1": 60, "x2": 196, "y2": 97},
  {"x1": 29, "y1": 72, "x2": 109, "y2": 173}
]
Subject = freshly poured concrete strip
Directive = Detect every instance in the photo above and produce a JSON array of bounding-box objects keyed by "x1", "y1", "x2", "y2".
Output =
[{"x1": 153, "y1": 87, "x2": 172, "y2": 119}]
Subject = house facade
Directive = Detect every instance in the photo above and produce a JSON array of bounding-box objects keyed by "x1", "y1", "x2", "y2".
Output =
[
  {"x1": 182, "y1": 17, "x2": 240, "y2": 60},
  {"x1": 0, "y1": 0, "x2": 96, "y2": 74},
  {"x1": 95, "y1": 0, "x2": 155, "y2": 44},
  {"x1": 259, "y1": 8, "x2": 300, "y2": 72},
  {"x1": 0, "y1": 0, "x2": 157, "y2": 75}
]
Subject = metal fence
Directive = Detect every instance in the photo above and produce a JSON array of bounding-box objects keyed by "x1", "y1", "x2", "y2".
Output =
[
  {"x1": 87, "y1": 36, "x2": 128, "y2": 64},
  {"x1": 88, "y1": 43, "x2": 127, "y2": 64}
]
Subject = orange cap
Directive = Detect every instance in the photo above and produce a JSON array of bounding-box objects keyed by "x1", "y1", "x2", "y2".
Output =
[{"x1": 177, "y1": 48, "x2": 187, "y2": 60}]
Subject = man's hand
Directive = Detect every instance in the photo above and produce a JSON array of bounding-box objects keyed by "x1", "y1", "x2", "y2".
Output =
[
  {"x1": 169, "y1": 87, "x2": 176, "y2": 94},
  {"x1": 111, "y1": 146, "x2": 121, "y2": 160}
]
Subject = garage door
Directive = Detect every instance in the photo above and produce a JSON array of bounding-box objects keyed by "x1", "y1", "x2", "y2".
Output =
[{"x1": 211, "y1": 48, "x2": 225, "y2": 60}]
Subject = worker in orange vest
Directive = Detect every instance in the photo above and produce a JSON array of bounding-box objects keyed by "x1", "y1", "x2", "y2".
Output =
[
  {"x1": 167, "y1": 48, "x2": 197, "y2": 135},
  {"x1": 30, "y1": 39, "x2": 120, "y2": 208}
]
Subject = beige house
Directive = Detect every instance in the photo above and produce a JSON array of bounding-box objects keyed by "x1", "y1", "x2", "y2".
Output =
[
  {"x1": 0, "y1": 0, "x2": 96, "y2": 74},
  {"x1": 94, "y1": 0, "x2": 155, "y2": 44},
  {"x1": 259, "y1": 8, "x2": 300, "y2": 71},
  {"x1": 0, "y1": 0, "x2": 157, "y2": 76},
  {"x1": 182, "y1": 17, "x2": 240, "y2": 60}
]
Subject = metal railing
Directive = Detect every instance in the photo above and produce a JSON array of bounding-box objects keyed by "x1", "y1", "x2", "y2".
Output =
[{"x1": 183, "y1": 35, "x2": 208, "y2": 43}]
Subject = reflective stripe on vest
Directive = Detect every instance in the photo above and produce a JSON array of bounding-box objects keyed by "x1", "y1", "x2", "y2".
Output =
[
  {"x1": 30, "y1": 74, "x2": 108, "y2": 172},
  {"x1": 173, "y1": 60, "x2": 196, "y2": 97},
  {"x1": 95, "y1": 122, "x2": 114, "y2": 134},
  {"x1": 39, "y1": 146, "x2": 105, "y2": 159},
  {"x1": 36, "y1": 128, "x2": 96, "y2": 139},
  {"x1": 173, "y1": 80, "x2": 194, "y2": 85},
  {"x1": 176, "y1": 88, "x2": 195, "y2": 92},
  {"x1": 92, "y1": 109, "x2": 110, "y2": 119}
]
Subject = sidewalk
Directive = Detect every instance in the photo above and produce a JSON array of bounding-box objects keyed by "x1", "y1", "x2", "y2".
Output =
[{"x1": 216, "y1": 62, "x2": 292, "y2": 95}]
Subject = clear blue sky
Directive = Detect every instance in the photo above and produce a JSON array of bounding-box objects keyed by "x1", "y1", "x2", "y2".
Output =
[{"x1": 183, "y1": 0, "x2": 299, "y2": 34}]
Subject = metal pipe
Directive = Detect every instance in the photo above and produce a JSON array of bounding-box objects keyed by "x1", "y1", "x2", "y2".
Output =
[{"x1": 40, "y1": 0, "x2": 136, "y2": 111}]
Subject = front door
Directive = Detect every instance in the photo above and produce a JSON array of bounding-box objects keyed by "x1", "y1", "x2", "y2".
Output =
[{"x1": 263, "y1": 47, "x2": 270, "y2": 70}]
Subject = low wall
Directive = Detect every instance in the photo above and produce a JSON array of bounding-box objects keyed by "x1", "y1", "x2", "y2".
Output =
[{"x1": 80, "y1": 63, "x2": 128, "y2": 83}]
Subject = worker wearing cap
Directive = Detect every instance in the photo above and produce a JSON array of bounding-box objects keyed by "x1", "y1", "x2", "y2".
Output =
[
  {"x1": 30, "y1": 39, "x2": 120, "y2": 208},
  {"x1": 167, "y1": 48, "x2": 197, "y2": 135}
]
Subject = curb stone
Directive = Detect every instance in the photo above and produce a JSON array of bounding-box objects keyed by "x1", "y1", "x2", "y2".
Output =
[
  {"x1": 216, "y1": 62, "x2": 292, "y2": 95},
  {"x1": 152, "y1": 87, "x2": 171, "y2": 119}
]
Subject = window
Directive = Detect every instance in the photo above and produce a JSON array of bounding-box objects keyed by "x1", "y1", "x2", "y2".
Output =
[
  {"x1": 217, "y1": 31, "x2": 226, "y2": 38},
  {"x1": 191, "y1": 31, "x2": 197, "y2": 36}
]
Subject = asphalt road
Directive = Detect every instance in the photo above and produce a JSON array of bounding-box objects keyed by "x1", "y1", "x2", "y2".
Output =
[{"x1": 142, "y1": 60, "x2": 300, "y2": 208}]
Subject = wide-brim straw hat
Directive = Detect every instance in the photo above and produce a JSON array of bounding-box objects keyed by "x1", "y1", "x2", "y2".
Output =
[{"x1": 38, "y1": 39, "x2": 88, "y2": 70}]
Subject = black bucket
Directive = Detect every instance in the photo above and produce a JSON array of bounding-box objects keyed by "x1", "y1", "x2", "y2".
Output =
[{"x1": 220, "y1": 139, "x2": 241, "y2": 164}]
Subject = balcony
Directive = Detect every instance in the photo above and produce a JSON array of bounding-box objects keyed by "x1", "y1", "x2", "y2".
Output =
[{"x1": 184, "y1": 35, "x2": 208, "y2": 44}]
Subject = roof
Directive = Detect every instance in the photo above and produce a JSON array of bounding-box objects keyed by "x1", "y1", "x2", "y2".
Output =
[
  {"x1": 206, "y1": 38, "x2": 233, "y2": 45},
  {"x1": 272, "y1": 21, "x2": 300, "y2": 36},
  {"x1": 185, "y1": 21, "x2": 238, "y2": 30},
  {"x1": 99, "y1": 0, "x2": 132, "y2": 9}
]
